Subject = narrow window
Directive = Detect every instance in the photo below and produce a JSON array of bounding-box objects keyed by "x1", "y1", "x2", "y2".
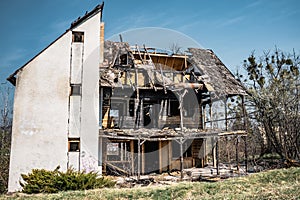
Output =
[
  {"x1": 72, "y1": 31, "x2": 84, "y2": 43},
  {"x1": 71, "y1": 84, "x2": 81, "y2": 96},
  {"x1": 120, "y1": 54, "x2": 128, "y2": 65},
  {"x1": 129, "y1": 100, "x2": 134, "y2": 117},
  {"x1": 68, "y1": 138, "x2": 80, "y2": 152}
]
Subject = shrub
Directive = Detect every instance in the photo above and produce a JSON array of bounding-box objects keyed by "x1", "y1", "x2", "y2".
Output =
[{"x1": 20, "y1": 166, "x2": 115, "y2": 194}]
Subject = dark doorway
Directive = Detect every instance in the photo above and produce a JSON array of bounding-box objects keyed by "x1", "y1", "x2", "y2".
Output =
[{"x1": 144, "y1": 141, "x2": 159, "y2": 174}]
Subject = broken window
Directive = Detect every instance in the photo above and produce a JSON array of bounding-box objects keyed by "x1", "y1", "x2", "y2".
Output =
[
  {"x1": 168, "y1": 100, "x2": 180, "y2": 116},
  {"x1": 129, "y1": 100, "x2": 134, "y2": 117},
  {"x1": 107, "y1": 143, "x2": 119, "y2": 156},
  {"x1": 107, "y1": 141, "x2": 130, "y2": 161},
  {"x1": 119, "y1": 54, "x2": 128, "y2": 65},
  {"x1": 68, "y1": 138, "x2": 80, "y2": 152},
  {"x1": 70, "y1": 84, "x2": 81, "y2": 96},
  {"x1": 72, "y1": 31, "x2": 84, "y2": 43}
]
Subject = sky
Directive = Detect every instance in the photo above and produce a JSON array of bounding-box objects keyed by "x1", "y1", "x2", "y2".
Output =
[{"x1": 0, "y1": 0, "x2": 300, "y2": 84}]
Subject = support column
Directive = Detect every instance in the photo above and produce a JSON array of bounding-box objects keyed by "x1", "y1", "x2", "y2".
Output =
[
  {"x1": 212, "y1": 143, "x2": 217, "y2": 168},
  {"x1": 137, "y1": 138, "x2": 141, "y2": 180},
  {"x1": 142, "y1": 143, "x2": 145, "y2": 174},
  {"x1": 159, "y1": 141, "x2": 162, "y2": 174},
  {"x1": 236, "y1": 136, "x2": 240, "y2": 172},
  {"x1": 202, "y1": 139, "x2": 207, "y2": 167},
  {"x1": 180, "y1": 138, "x2": 184, "y2": 180},
  {"x1": 216, "y1": 138, "x2": 220, "y2": 175},
  {"x1": 130, "y1": 140, "x2": 134, "y2": 175}
]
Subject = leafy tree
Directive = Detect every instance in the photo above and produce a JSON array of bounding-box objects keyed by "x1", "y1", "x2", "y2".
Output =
[{"x1": 239, "y1": 48, "x2": 300, "y2": 161}]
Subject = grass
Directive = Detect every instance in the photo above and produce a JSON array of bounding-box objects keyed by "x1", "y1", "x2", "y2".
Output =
[{"x1": 1, "y1": 167, "x2": 299, "y2": 200}]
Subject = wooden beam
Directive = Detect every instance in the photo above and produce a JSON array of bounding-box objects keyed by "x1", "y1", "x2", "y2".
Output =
[
  {"x1": 159, "y1": 141, "x2": 162, "y2": 173},
  {"x1": 137, "y1": 138, "x2": 141, "y2": 180},
  {"x1": 180, "y1": 138, "x2": 184, "y2": 180},
  {"x1": 216, "y1": 138, "x2": 220, "y2": 175},
  {"x1": 106, "y1": 162, "x2": 129, "y2": 176},
  {"x1": 142, "y1": 143, "x2": 145, "y2": 174},
  {"x1": 236, "y1": 136, "x2": 240, "y2": 172},
  {"x1": 130, "y1": 140, "x2": 134, "y2": 175},
  {"x1": 212, "y1": 144, "x2": 217, "y2": 168}
]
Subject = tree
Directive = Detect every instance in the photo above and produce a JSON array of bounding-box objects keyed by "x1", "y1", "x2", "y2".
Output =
[
  {"x1": 0, "y1": 84, "x2": 13, "y2": 193},
  {"x1": 169, "y1": 43, "x2": 182, "y2": 54},
  {"x1": 239, "y1": 48, "x2": 300, "y2": 161}
]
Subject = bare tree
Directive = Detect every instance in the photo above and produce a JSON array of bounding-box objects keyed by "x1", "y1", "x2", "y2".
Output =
[
  {"x1": 239, "y1": 48, "x2": 300, "y2": 162},
  {"x1": 169, "y1": 43, "x2": 182, "y2": 54},
  {"x1": 0, "y1": 85, "x2": 13, "y2": 193}
]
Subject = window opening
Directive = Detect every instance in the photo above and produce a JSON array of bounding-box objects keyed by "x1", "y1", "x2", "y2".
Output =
[{"x1": 72, "y1": 31, "x2": 84, "y2": 43}]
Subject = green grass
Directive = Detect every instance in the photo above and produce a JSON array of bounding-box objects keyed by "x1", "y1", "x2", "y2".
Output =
[{"x1": 1, "y1": 167, "x2": 300, "y2": 200}]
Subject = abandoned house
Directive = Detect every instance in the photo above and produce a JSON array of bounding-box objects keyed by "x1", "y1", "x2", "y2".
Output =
[{"x1": 6, "y1": 3, "x2": 248, "y2": 192}]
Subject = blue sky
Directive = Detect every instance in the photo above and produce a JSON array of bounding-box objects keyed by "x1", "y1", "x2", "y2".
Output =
[{"x1": 0, "y1": 0, "x2": 300, "y2": 83}]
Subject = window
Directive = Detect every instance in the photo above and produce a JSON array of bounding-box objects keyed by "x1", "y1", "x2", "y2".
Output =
[
  {"x1": 129, "y1": 100, "x2": 134, "y2": 117},
  {"x1": 120, "y1": 54, "x2": 128, "y2": 65},
  {"x1": 168, "y1": 100, "x2": 180, "y2": 116},
  {"x1": 68, "y1": 138, "x2": 80, "y2": 152},
  {"x1": 72, "y1": 31, "x2": 84, "y2": 43},
  {"x1": 71, "y1": 84, "x2": 81, "y2": 96}
]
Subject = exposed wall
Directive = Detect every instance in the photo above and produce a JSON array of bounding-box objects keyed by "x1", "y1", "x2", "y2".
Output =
[
  {"x1": 8, "y1": 11, "x2": 102, "y2": 192},
  {"x1": 72, "y1": 12, "x2": 101, "y2": 173},
  {"x1": 8, "y1": 32, "x2": 72, "y2": 192}
]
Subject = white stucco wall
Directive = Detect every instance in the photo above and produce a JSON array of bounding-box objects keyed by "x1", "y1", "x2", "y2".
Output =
[
  {"x1": 8, "y1": 32, "x2": 72, "y2": 192},
  {"x1": 72, "y1": 12, "x2": 100, "y2": 173},
  {"x1": 8, "y1": 11, "x2": 102, "y2": 192}
]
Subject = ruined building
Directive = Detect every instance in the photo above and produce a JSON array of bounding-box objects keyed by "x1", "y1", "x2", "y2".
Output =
[{"x1": 6, "y1": 3, "x2": 248, "y2": 192}]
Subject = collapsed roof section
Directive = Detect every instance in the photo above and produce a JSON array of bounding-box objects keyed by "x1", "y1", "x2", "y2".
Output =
[
  {"x1": 188, "y1": 48, "x2": 248, "y2": 97},
  {"x1": 100, "y1": 41, "x2": 247, "y2": 98}
]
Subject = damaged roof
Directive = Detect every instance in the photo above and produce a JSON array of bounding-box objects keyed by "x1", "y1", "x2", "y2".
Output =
[
  {"x1": 188, "y1": 48, "x2": 247, "y2": 96},
  {"x1": 102, "y1": 41, "x2": 132, "y2": 68},
  {"x1": 101, "y1": 41, "x2": 247, "y2": 96}
]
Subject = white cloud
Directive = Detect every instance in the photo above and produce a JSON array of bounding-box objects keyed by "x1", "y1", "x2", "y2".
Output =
[
  {"x1": 218, "y1": 16, "x2": 245, "y2": 27},
  {"x1": 245, "y1": 0, "x2": 262, "y2": 9}
]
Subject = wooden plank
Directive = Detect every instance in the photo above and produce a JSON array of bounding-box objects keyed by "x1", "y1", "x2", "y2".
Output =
[
  {"x1": 130, "y1": 140, "x2": 134, "y2": 175},
  {"x1": 138, "y1": 138, "x2": 141, "y2": 180},
  {"x1": 159, "y1": 141, "x2": 162, "y2": 173},
  {"x1": 106, "y1": 162, "x2": 129, "y2": 176},
  {"x1": 212, "y1": 145, "x2": 217, "y2": 168},
  {"x1": 142, "y1": 143, "x2": 145, "y2": 174}
]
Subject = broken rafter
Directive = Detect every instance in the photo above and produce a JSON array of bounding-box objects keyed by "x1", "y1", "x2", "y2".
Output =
[{"x1": 106, "y1": 162, "x2": 130, "y2": 176}]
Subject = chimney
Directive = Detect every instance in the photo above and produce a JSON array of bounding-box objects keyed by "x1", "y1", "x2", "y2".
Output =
[{"x1": 99, "y1": 22, "x2": 105, "y2": 66}]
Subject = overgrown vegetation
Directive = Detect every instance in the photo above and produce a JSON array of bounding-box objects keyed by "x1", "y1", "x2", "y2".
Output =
[
  {"x1": 238, "y1": 48, "x2": 300, "y2": 161},
  {"x1": 19, "y1": 166, "x2": 115, "y2": 194},
  {"x1": 1, "y1": 167, "x2": 299, "y2": 199}
]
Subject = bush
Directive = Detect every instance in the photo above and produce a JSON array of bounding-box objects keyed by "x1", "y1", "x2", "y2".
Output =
[{"x1": 20, "y1": 166, "x2": 115, "y2": 194}]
